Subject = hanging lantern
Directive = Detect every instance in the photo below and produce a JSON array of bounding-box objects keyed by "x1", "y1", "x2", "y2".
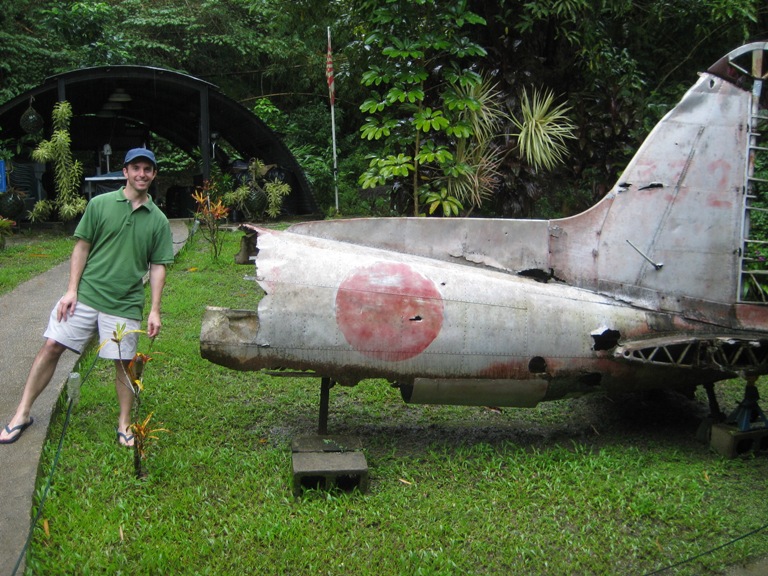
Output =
[{"x1": 20, "y1": 98, "x2": 43, "y2": 134}]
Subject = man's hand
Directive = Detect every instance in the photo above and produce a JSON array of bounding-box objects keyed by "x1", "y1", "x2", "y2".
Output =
[
  {"x1": 146, "y1": 309, "x2": 162, "y2": 338},
  {"x1": 59, "y1": 239, "x2": 90, "y2": 322},
  {"x1": 147, "y1": 263, "x2": 167, "y2": 340},
  {"x1": 57, "y1": 290, "x2": 78, "y2": 322}
]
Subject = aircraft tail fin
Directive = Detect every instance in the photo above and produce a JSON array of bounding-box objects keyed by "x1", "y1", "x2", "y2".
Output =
[
  {"x1": 548, "y1": 42, "x2": 768, "y2": 318},
  {"x1": 288, "y1": 43, "x2": 768, "y2": 326}
]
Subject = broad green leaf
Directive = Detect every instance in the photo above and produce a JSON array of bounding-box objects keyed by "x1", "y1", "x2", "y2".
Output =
[
  {"x1": 445, "y1": 121, "x2": 473, "y2": 138},
  {"x1": 360, "y1": 96, "x2": 387, "y2": 114},
  {"x1": 361, "y1": 68, "x2": 391, "y2": 87}
]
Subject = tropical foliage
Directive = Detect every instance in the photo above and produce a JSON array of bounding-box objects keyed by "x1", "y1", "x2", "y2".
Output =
[
  {"x1": 28, "y1": 101, "x2": 86, "y2": 222},
  {"x1": 191, "y1": 179, "x2": 230, "y2": 259},
  {"x1": 357, "y1": 0, "x2": 491, "y2": 215},
  {"x1": 0, "y1": 0, "x2": 764, "y2": 218}
]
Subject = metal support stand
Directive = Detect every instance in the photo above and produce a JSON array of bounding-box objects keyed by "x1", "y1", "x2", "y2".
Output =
[
  {"x1": 703, "y1": 382, "x2": 724, "y2": 422},
  {"x1": 706, "y1": 376, "x2": 768, "y2": 457},
  {"x1": 697, "y1": 382, "x2": 725, "y2": 444},
  {"x1": 318, "y1": 377, "x2": 335, "y2": 435},
  {"x1": 290, "y1": 376, "x2": 368, "y2": 495},
  {"x1": 727, "y1": 377, "x2": 768, "y2": 432}
]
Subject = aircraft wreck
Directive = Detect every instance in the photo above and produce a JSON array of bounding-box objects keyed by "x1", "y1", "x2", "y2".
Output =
[{"x1": 200, "y1": 42, "x2": 768, "y2": 446}]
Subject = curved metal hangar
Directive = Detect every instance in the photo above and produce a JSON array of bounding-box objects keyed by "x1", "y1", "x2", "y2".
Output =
[{"x1": 0, "y1": 65, "x2": 318, "y2": 215}]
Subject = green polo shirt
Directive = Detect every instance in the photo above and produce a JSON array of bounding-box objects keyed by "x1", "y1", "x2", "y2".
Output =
[{"x1": 73, "y1": 188, "x2": 174, "y2": 320}]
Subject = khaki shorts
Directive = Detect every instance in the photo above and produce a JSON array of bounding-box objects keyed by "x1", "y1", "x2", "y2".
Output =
[{"x1": 43, "y1": 300, "x2": 141, "y2": 360}]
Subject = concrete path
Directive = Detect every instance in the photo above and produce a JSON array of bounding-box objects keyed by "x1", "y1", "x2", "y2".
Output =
[{"x1": 0, "y1": 219, "x2": 189, "y2": 574}]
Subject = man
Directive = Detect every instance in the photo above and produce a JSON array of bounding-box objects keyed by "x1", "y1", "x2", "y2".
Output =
[{"x1": 0, "y1": 148, "x2": 174, "y2": 447}]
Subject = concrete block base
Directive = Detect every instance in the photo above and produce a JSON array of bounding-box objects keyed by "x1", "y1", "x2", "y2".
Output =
[
  {"x1": 292, "y1": 435, "x2": 368, "y2": 495},
  {"x1": 710, "y1": 423, "x2": 768, "y2": 458}
]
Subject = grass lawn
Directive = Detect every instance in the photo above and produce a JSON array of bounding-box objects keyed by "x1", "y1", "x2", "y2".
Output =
[
  {"x1": 25, "y1": 228, "x2": 768, "y2": 575},
  {"x1": 0, "y1": 228, "x2": 75, "y2": 295}
]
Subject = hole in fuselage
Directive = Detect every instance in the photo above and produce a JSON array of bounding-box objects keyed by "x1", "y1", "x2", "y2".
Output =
[{"x1": 528, "y1": 356, "x2": 547, "y2": 373}]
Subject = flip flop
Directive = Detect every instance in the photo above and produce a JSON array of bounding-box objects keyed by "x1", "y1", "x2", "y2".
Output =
[
  {"x1": 116, "y1": 428, "x2": 135, "y2": 448},
  {"x1": 0, "y1": 417, "x2": 34, "y2": 444}
]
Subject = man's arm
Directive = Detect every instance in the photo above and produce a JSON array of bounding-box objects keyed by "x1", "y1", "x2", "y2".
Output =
[
  {"x1": 146, "y1": 263, "x2": 167, "y2": 338},
  {"x1": 58, "y1": 239, "x2": 91, "y2": 322}
]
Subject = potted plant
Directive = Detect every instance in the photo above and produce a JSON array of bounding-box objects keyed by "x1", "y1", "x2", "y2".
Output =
[{"x1": 223, "y1": 158, "x2": 289, "y2": 221}]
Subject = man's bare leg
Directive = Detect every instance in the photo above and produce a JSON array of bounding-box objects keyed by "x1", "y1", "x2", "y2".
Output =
[
  {"x1": 0, "y1": 338, "x2": 67, "y2": 441},
  {"x1": 115, "y1": 359, "x2": 135, "y2": 446}
]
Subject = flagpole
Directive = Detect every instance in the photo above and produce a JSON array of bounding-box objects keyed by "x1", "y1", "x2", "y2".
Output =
[{"x1": 327, "y1": 26, "x2": 339, "y2": 213}]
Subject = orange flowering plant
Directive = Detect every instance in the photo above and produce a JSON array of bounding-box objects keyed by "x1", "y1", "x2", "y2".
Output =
[
  {"x1": 100, "y1": 323, "x2": 169, "y2": 478},
  {"x1": 192, "y1": 179, "x2": 230, "y2": 259}
]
